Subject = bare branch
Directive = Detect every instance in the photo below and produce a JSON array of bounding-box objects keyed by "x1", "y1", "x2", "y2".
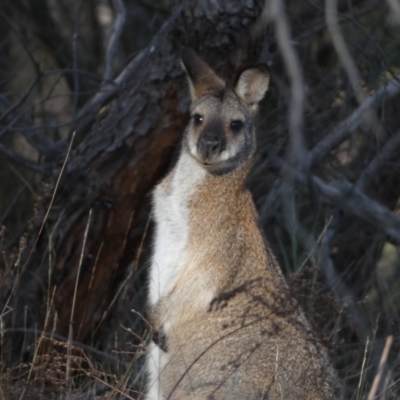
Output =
[
  {"x1": 268, "y1": 0, "x2": 306, "y2": 165},
  {"x1": 73, "y1": 0, "x2": 191, "y2": 126},
  {"x1": 367, "y1": 335, "x2": 394, "y2": 400},
  {"x1": 296, "y1": 0, "x2": 380, "y2": 42},
  {"x1": 0, "y1": 142, "x2": 47, "y2": 174},
  {"x1": 357, "y1": 129, "x2": 400, "y2": 190},
  {"x1": 2, "y1": 327, "x2": 129, "y2": 366},
  {"x1": 296, "y1": 216, "x2": 370, "y2": 338},
  {"x1": 312, "y1": 176, "x2": 400, "y2": 244},
  {"x1": 0, "y1": 8, "x2": 41, "y2": 76},
  {"x1": 0, "y1": 186, "x2": 26, "y2": 226},
  {"x1": 0, "y1": 75, "x2": 42, "y2": 126},
  {"x1": 72, "y1": 0, "x2": 84, "y2": 115},
  {"x1": 325, "y1": 0, "x2": 388, "y2": 143},
  {"x1": 0, "y1": 95, "x2": 56, "y2": 157},
  {"x1": 260, "y1": 155, "x2": 400, "y2": 244},
  {"x1": 308, "y1": 75, "x2": 400, "y2": 166},
  {"x1": 325, "y1": 0, "x2": 366, "y2": 104},
  {"x1": 386, "y1": 0, "x2": 400, "y2": 24},
  {"x1": 103, "y1": 0, "x2": 126, "y2": 83}
]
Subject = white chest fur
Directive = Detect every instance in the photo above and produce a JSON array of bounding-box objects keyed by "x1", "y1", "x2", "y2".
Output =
[{"x1": 149, "y1": 152, "x2": 206, "y2": 307}]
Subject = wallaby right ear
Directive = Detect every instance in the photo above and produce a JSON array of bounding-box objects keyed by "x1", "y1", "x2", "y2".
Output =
[
  {"x1": 181, "y1": 47, "x2": 225, "y2": 100},
  {"x1": 234, "y1": 65, "x2": 270, "y2": 112}
]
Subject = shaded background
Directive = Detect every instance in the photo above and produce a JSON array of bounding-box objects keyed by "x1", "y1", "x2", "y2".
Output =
[{"x1": 0, "y1": 0, "x2": 400, "y2": 398}]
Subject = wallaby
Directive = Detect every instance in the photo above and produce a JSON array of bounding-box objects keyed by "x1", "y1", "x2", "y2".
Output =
[{"x1": 145, "y1": 48, "x2": 340, "y2": 400}]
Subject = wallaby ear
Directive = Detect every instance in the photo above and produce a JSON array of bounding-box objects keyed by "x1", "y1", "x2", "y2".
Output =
[
  {"x1": 234, "y1": 65, "x2": 270, "y2": 111},
  {"x1": 181, "y1": 47, "x2": 225, "y2": 100}
]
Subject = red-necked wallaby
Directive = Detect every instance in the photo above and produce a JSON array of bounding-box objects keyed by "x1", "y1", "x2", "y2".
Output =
[{"x1": 145, "y1": 48, "x2": 340, "y2": 400}]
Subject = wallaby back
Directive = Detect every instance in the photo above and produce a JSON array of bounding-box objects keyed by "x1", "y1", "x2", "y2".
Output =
[{"x1": 145, "y1": 48, "x2": 340, "y2": 400}]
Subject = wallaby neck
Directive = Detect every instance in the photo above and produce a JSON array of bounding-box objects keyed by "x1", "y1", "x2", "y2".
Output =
[{"x1": 170, "y1": 148, "x2": 252, "y2": 197}]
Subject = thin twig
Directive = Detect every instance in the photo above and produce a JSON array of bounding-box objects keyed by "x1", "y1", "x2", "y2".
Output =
[
  {"x1": 312, "y1": 176, "x2": 400, "y2": 243},
  {"x1": 0, "y1": 94, "x2": 55, "y2": 157},
  {"x1": 43, "y1": 68, "x2": 103, "y2": 83},
  {"x1": 296, "y1": 215, "x2": 369, "y2": 337},
  {"x1": 261, "y1": 156, "x2": 400, "y2": 244},
  {"x1": 325, "y1": 0, "x2": 366, "y2": 104},
  {"x1": 0, "y1": 142, "x2": 46, "y2": 174},
  {"x1": 297, "y1": 215, "x2": 333, "y2": 273},
  {"x1": 2, "y1": 327, "x2": 130, "y2": 366},
  {"x1": 92, "y1": 211, "x2": 151, "y2": 336},
  {"x1": 357, "y1": 129, "x2": 400, "y2": 189},
  {"x1": 325, "y1": 0, "x2": 386, "y2": 145},
  {"x1": 72, "y1": 0, "x2": 83, "y2": 116},
  {"x1": 296, "y1": 0, "x2": 380, "y2": 42},
  {"x1": 0, "y1": 8, "x2": 41, "y2": 76},
  {"x1": 268, "y1": 0, "x2": 306, "y2": 165},
  {"x1": 67, "y1": 208, "x2": 92, "y2": 395},
  {"x1": 386, "y1": 0, "x2": 400, "y2": 24},
  {"x1": 24, "y1": 287, "x2": 56, "y2": 385},
  {"x1": 8, "y1": 163, "x2": 37, "y2": 196},
  {"x1": 16, "y1": 132, "x2": 76, "y2": 284},
  {"x1": 367, "y1": 335, "x2": 393, "y2": 400},
  {"x1": 103, "y1": 0, "x2": 126, "y2": 83},
  {"x1": 0, "y1": 75, "x2": 42, "y2": 126},
  {"x1": 73, "y1": 0, "x2": 191, "y2": 125},
  {"x1": 71, "y1": 386, "x2": 111, "y2": 400},
  {"x1": 0, "y1": 132, "x2": 76, "y2": 333},
  {"x1": 357, "y1": 336, "x2": 370, "y2": 400},
  {"x1": 308, "y1": 74, "x2": 400, "y2": 167},
  {"x1": 0, "y1": 187, "x2": 26, "y2": 226}
]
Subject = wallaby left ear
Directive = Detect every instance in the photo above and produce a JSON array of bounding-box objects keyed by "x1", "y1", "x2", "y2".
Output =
[
  {"x1": 235, "y1": 64, "x2": 270, "y2": 111},
  {"x1": 181, "y1": 47, "x2": 225, "y2": 101}
]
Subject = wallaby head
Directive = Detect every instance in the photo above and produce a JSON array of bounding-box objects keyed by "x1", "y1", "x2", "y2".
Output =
[{"x1": 181, "y1": 47, "x2": 269, "y2": 175}]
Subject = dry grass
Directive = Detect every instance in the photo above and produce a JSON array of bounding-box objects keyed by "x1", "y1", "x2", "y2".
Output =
[{"x1": 0, "y1": 172, "x2": 149, "y2": 399}]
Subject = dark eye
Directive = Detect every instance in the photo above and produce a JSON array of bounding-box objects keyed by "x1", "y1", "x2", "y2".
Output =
[
  {"x1": 230, "y1": 120, "x2": 244, "y2": 132},
  {"x1": 193, "y1": 114, "x2": 203, "y2": 126}
]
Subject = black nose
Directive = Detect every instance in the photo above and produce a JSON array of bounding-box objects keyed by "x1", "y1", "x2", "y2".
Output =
[{"x1": 199, "y1": 135, "x2": 221, "y2": 158}]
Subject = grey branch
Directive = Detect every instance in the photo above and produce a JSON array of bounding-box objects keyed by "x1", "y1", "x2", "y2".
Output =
[
  {"x1": 0, "y1": 95, "x2": 56, "y2": 159},
  {"x1": 296, "y1": 1, "x2": 380, "y2": 43},
  {"x1": 308, "y1": 74, "x2": 400, "y2": 167},
  {"x1": 0, "y1": 142, "x2": 47, "y2": 174},
  {"x1": 386, "y1": 0, "x2": 400, "y2": 24},
  {"x1": 0, "y1": 187, "x2": 26, "y2": 225},
  {"x1": 103, "y1": 0, "x2": 126, "y2": 83},
  {"x1": 295, "y1": 217, "x2": 370, "y2": 338},
  {"x1": 0, "y1": 75, "x2": 41, "y2": 127},
  {"x1": 269, "y1": 0, "x2": 306, "y2": 165},
  {"x1": 357, "y1": 129, "x2": 400, "y2": 190},
  {"x1": 325, "y1": 0, "x2": 366, "y2": 104},
  {"x1": 72, "y1": 0, "x2": 84, "y2": 115},
  {"x1": 325, "y1": 0, "x2": 385, "y2": 141},
  {"x1": 260, "y1": 155, "x2": 400, "y2": 244},
  {"x1": 313, "y1": 176, "x2": 400, "y2": 243},
  {"x1": 74, "y1": 0, "x2": 191, "y2": 126},
  {"x1": 0, "y1": 8, "x2": 41, "y2": 76},
  {"x1": 2, "y1": 327, "x2": 129, "y2": 366}
]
